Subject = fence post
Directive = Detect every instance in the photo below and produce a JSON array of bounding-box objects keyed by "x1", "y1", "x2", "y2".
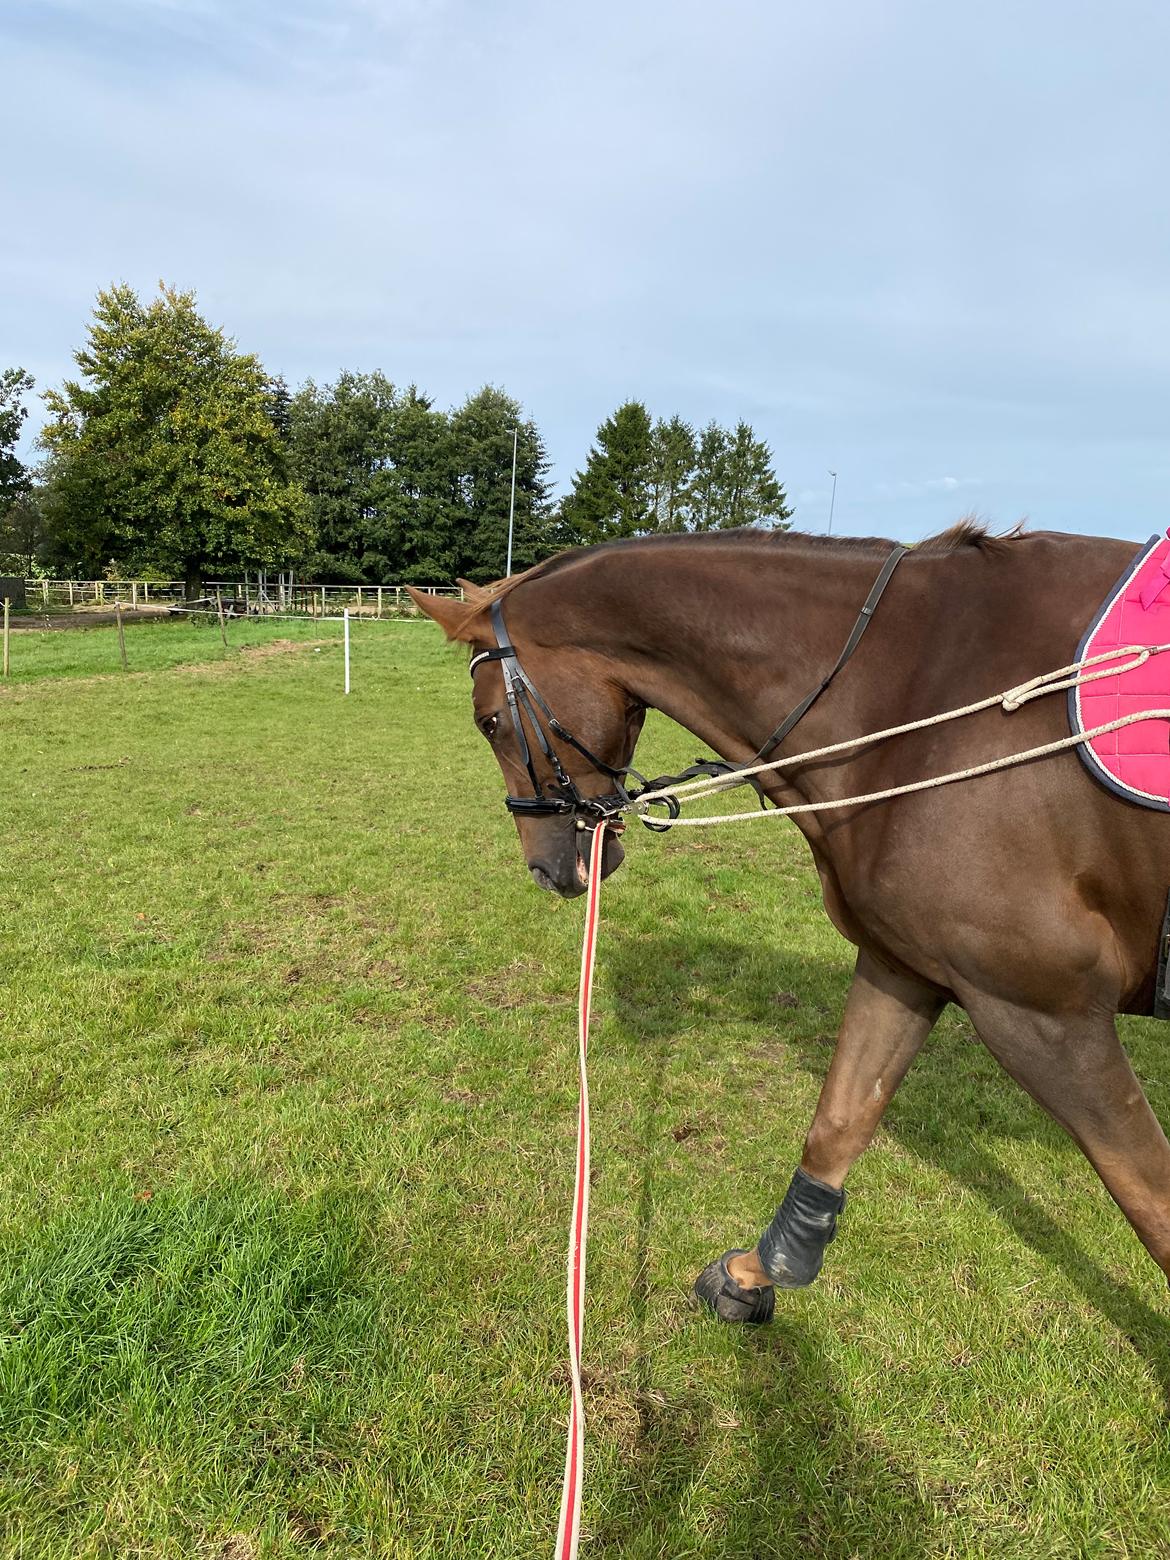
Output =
[
  {"x1": 2, "y1": 598, "x2": 9, "y2": 678},
  {"x1": 217, "y1": 591, "x2": 228, "y2": 648},
  {"x1": 320, "y1": 585, "x2": 326, "y2": 618},
  {"x1": 356, "y1": 585, "x2": 362, "y2": 614},
  {"x1": 69, "y1": 580, "x2": 74, "y2": 607},
  {"x1": 343, "y1": 608, "x2": 351, "y2": 695},
  {"x1": 377, "y1": 586, "x2": 383, "y2": 618},
  {"x1": 42, "y1": 581, "x2": 48, "y2": 608},
  {"x1": 144, "y1": 581, "x2": 150, "y2": 603},
  {"x1": 115, "y1": 602, "x2": 128, "y2": 672},
  {"x1": 131, "y1": 581, "x2": 138, "y2": 610}
]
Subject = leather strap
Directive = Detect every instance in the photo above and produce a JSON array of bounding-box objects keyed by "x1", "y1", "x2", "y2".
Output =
[{"x1": 755, "y1": 544, "x2": 908, "y2": 762}]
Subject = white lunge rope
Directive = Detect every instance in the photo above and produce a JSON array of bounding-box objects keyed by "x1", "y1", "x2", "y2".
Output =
[
  {"x1": 629, "y1": 643, "x2": 1170, "y2": 827},
  {"x1": 554, "y1": 819, "x2": 607, "y2": 1560}
]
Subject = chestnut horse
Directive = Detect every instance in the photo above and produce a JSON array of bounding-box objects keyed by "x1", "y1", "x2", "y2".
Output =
[{"x1": 409, "y1": 523, "x2": 1170, "y2": 1322}]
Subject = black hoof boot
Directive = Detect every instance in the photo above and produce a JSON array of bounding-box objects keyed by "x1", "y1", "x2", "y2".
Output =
[
  {"x1": 758, "y1": 1167, "x2": 847, "y2": 1289},
  {"x1": 693, "y1": 1249, "x2": 775, "y2": 1325}
]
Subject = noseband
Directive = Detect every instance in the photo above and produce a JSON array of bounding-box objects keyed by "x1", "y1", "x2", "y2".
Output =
[{"x1": 469, "y1": 599, "x2": 649, "y2": 824}]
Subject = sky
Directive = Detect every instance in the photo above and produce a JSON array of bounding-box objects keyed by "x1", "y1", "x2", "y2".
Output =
[{"x1": 4, "y1": 0, "x2": 1169, "y2": 541}]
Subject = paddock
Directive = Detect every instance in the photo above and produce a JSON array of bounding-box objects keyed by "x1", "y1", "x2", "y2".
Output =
[{"x1": 1, "y1": 618, "x2": 1168, "y2": 1557}]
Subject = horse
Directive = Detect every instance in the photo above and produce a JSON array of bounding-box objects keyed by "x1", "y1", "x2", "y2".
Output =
[{"x1": 408, "y1": 522, "x2": 1170, "y2": 1323}]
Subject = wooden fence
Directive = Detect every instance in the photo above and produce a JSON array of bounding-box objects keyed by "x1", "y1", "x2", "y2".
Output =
[{"x1": 22, "y1": 579, "x2": 462, "y2": 617}]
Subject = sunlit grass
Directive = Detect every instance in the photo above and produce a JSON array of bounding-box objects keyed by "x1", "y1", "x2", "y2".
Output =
[{"x1": 0, "y1": 621, "x2": 1167, "y2": 1557}]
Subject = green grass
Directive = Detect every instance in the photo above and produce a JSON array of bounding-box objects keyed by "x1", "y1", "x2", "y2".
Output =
[
  {"x1": 2, "y1": 615, "x2": 334, "y2": 681},
  {"x1": 1, "y1": 620, "x2": 1168, "y2": 1558}
]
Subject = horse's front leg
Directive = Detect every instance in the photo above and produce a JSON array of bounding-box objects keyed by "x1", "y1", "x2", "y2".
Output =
[{"x1": 696, "y1": 949, "x2": 943, "y2": 1322}]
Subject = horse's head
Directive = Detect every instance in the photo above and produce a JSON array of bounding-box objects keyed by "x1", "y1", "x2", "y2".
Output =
[{"x1": 407, "y1": 580, "x2": 644, "y2": 898}]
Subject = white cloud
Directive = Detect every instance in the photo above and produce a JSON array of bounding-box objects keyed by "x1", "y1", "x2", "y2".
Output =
[{"x1": 873, "y1": 476, "x2": 981, "y2": 500}]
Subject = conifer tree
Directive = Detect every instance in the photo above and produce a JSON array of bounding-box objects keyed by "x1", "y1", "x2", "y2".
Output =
[
  {"x1": 450, "y1": 385, "x2": 554, "y2": 581},
  {"x1": 559, "y1": 400, "x2": 655, "y2": 543},
  {"x1": 649, "y1": 415, "x2": 697, "y2": 532}
]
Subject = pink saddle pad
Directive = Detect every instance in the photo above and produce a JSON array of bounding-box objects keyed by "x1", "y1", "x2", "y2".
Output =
[{"x1": 1070, "y1": 532, "x2": 1170, "y2": 810}]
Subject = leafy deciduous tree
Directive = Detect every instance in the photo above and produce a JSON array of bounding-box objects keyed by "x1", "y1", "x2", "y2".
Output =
[
  {"x1": 0, "y1": 367, "x2": 34, "y2": 514},
  {"x1": 0, "y1": 488, "x2": 49, "y2": 575},
  {"x1": 40, "y1": 284, "x2": 310, "y2": 595}
]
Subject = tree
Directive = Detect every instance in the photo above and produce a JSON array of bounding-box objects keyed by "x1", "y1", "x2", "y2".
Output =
[
  {"x1": 0, "y1": 367, "x2": 34, "y2": 514},
  {"x1": 266, "y1": 374, "x2": 293, "y2": 443},
  {"x1": 287, "y1": 377, "x2": 555, "y2": 584},
  {"x1": 558, "y1": 402, "x2": 790, "y2": 545},
  {"x1": 449, "y1": 385, "x2": 554, "y2": 581},
  {"x1": 383, "y1": 388, "x2": 462, "y2": 583},
  {"x1": 559, "y1": 401, "x2": 655, "y2": 544},
  {"x1": 288, "y1": 371, "x2": 402, "y2": 581},
  {"x1": 687, "y1": 422, "x2": 730, "y2": 530},
  {"x1": 40, "y1": 284, "x2": 310, "y2": 595},
  {"x1": 718, "y1": 421, "x2": 792, "y2": 529},
  {"x1": 686, "y1": 420, "x2": 792, "y2": 531},
  {"x1": 0, "y1": 487, "x2": 49, "y2": 575},
  {"x1": 649, "y1": 415, "x2": 697, "y2": 532}
]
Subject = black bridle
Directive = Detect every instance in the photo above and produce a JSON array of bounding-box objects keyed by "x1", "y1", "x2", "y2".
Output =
[
  {"x1": 469, "y1": 599, "x2": 650, "y2": 823},
  {"x1": 470, "y1": 544, "x2": 907, "y2": 828}
]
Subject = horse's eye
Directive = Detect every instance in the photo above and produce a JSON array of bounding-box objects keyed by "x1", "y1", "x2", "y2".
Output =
[{"x1": 479, "y1": 715, "x2": 499, "y2": 740}]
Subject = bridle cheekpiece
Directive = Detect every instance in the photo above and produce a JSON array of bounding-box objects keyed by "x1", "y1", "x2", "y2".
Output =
[{"x1": 470, "y1": 599, "x2": 651, "y2": 825}]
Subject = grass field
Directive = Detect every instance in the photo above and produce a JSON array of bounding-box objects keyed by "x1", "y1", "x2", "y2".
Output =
[{"x1": 1, "y1": 618, "x2": 1168, "y2": 1558}]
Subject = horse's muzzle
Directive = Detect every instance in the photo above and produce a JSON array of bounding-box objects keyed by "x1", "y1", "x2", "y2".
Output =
[{"x1": 528, "y1": 822, "x2": 626, "y2": 898}]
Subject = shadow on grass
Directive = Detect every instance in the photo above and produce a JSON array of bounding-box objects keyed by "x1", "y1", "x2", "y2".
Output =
[
  {"x1": 605, "y1": 928, "x2": 1170, "y2": 1416},
  {"x1": 595, "y1": 1322, "x2": 938, "y2": 1557},
  {"x1": 597, "y1": 1019, "x2": 935, "y2": 1556}
]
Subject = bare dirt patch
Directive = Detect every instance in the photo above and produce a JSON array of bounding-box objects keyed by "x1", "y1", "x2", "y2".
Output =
[{"x1": 183, "y1": 639, "x2": 326, "y2": 677}]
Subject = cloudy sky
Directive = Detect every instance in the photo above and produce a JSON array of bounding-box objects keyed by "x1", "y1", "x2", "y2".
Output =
[{"x1": 4, "y1": 0, "x2": 1168, "y2": 540}]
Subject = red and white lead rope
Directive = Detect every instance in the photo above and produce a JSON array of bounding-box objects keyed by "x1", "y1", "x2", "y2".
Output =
[{"x1": 554, "y1": 820, "x2": 607, "y2": 1560}]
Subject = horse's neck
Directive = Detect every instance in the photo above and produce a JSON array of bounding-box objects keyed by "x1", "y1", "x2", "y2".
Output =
[{"x1": 578, "y1": 542, "x2": 917, "y2": 789}]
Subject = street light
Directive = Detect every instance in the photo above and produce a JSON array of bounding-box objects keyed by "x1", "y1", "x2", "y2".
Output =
[
  {"x1": 827, "y1": 470, "x2": 838, "y2": 536},
  {"x1": 505, "y1": 425, "x2": 519, "y2": 577}
]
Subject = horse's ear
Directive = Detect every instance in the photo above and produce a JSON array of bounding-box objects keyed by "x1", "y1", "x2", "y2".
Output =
[
  {"x1": 406, "y1": 586, "x2": 481, "y2": 642},
  {"x1": 456, "y1": 577, "x2": 489, "y2": 605}
]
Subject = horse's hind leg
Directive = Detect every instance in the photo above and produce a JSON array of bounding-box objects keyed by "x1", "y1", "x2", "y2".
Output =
[
  {"x1": 958, "y1": 989, "x2": 1170, "y2": 1284},
  {"x1": 696, "y1": 950, "x2": 943, "y2": 1322}
]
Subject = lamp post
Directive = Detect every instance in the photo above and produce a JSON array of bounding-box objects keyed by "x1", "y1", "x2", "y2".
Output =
[
  {"x1": 827, "y1": 470, "x2": 838, "y2": 536},
  {"x1": 505, "y1": 425, "x2": 519, "y2": 577}
]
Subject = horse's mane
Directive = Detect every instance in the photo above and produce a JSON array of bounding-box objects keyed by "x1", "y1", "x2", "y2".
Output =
[{"x1": 447, "y1": 517, "x2": 1026, "y2": 636}]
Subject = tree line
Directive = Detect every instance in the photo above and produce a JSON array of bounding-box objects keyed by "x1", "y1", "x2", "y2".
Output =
[{"x1": 0, "y1": 284, "x2": 791, "y2": 592}]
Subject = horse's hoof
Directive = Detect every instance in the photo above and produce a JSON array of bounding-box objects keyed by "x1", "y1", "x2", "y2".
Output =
[{"x1": 693, "y1": 1249, "x2": 775, "y2": 1325}]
